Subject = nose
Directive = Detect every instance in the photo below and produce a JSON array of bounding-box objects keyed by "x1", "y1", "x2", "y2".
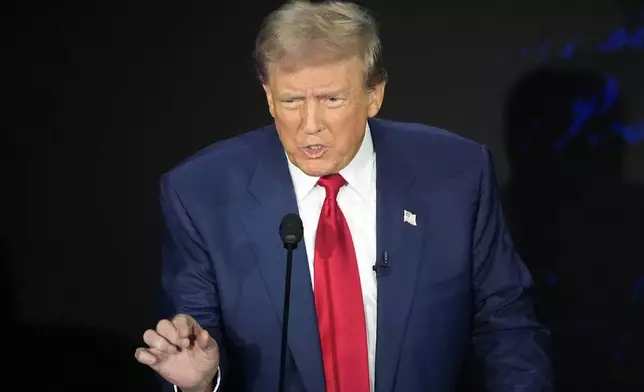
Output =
[{"x1": 301, "y1": 99, "x2": 323, "y2": 134}]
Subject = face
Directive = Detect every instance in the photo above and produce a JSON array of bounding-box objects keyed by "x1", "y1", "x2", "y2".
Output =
[{"x1": 262, "y1": 56, "x2": 385, "y2": 177}]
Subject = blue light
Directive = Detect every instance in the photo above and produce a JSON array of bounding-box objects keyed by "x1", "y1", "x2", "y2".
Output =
[
  {"x1": 515, "y1": 21, "x2": 643, "y2": 148},
  {"x1": 612, "y1": 121, "x2": 644, "y2": 144},
  {"x1": 631, "y1": 275, "x2": 644, "y2": 303},
  {"x1": 547, "y1": 275, "x2": 558, "y2": 286},
  {"x1": 596, "y1": 27, "x2": 644, "y2": 51},
  {"x1": 519, "y1": 23, "x2": 643, "y2": 61},
  {"x1": 559, "y1": 42, "x2": 575, "y2": 59}
]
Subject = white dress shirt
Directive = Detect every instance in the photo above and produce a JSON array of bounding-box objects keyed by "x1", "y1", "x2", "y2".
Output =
[
  {"x1": 180, "y1": 124, "x2": 378, "y2": 392},
  {"x1": 286, "y1": 123, "x2": 378, "y2": 392}
]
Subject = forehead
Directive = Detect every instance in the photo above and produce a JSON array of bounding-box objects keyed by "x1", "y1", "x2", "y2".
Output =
[{"x1": 266, "y1": 56, "x2": 364, "y2": 92}]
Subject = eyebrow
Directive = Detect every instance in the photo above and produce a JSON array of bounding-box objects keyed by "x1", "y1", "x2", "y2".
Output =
[{"x1": 278, "y1": 89, "x2": 349, "y2": 100}]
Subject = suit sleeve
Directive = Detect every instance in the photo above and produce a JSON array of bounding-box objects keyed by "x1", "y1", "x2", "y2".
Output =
[
  {"x1": 158, "y1": 174, "x2": 228, "y2": 391},
  {"x1": 470, "y1": 145, "x2": 553, "y2": 391}
]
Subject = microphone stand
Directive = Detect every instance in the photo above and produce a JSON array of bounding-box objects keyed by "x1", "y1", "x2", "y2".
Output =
[{"x1": 278, "y1": 242, "x2": 295, "y2": 392}]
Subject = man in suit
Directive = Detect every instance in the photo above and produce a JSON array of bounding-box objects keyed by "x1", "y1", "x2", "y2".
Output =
[{"x1": 135, "y1": 1, "x2": 553, "y2": 391}]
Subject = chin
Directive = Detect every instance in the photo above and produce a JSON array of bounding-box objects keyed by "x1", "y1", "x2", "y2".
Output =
[
  {"x1": 300, "y1": 166, "x2": 333, "y2": 177},
  {"x1": 298, "y1": 161, "x2": 337, "y2": 177}
]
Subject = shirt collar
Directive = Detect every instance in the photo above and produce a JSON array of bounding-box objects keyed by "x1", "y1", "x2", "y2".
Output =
[{"x1": 286, "y1": 122, "x2": 375, "y2": 202}]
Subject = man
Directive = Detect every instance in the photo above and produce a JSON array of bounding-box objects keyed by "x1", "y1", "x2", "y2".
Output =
[{"x1": 135, "y1": 1, "x2": 553, "y2": 391}]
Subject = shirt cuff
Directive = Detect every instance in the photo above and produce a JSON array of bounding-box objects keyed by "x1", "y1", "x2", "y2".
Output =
[{"x1": 173, "y1": 366, "x2": 221, "y2": 392}]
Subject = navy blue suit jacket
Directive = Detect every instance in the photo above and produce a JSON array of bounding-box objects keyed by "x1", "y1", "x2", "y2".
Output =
[{"x1": 159, "y1": 118, "x2": 552, "y2": 392}]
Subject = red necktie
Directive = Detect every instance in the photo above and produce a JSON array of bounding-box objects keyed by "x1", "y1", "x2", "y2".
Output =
[{"x1": 314, "y1": 173, "x2": 370, "y2": 392}]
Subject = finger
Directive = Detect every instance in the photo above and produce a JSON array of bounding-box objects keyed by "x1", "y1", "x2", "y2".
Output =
[
  {"x1": 148, "y1": 347, "x2": 167, "y2": 359},
  {"x1": 196, "y1": 328, "x2": 211, "y2": 350},
  {"x1": 143, "y1": 329, "x2": 178, "y2": 354},
  {"x1": 156, "y1": 319, "x2": 182, "y2": 347},
  {"x1": 135, "y1": 347, "x2": 159, "y2": 366},
  {"x1": 173, "y1": 314, "x2": 200, "y2": 347}
]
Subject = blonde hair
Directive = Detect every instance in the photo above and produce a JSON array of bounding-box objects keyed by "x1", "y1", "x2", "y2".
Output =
[{"x1": 254, "y1": 0, "x2": 387, "y2": 89}]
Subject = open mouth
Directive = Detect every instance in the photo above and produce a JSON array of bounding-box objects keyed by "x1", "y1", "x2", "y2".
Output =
[{"x1": 302, "y1": 145, "x2": 328, "y2": 158}]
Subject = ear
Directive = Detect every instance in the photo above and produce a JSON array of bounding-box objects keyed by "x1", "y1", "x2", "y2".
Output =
[
  {"x1": 263, "y1": 83, "x2": 276, "y2": 118},
  {"x1": 367, "y1": 82, "x2": 386, "y2": 118}
]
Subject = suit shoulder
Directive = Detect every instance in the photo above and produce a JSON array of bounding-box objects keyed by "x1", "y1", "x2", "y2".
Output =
[
  {"x1": 160, "y1": 124, "x2": 273, "y2": 195},
  {"x1": 373, "y1": 118, "x2": 485, "y2": 164},
  {"x1": 375, "y1": 118, "x2": 482, "y2": 150},
  {"x1": 372, "y1": 118, "x2": 491, "y2": 193}
]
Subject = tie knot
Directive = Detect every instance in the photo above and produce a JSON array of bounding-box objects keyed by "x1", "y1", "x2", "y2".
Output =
[{"x1": 317, "y1": 173, "x2": 347, "y2": 199}]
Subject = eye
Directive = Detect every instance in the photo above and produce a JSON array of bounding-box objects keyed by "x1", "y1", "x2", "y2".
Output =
[
  {"x1": 323, "y1": 97, "x2": 345, "y2": 107},
  {"x1": 281, "y1": 98, "x2": 302, "y2": 108}
]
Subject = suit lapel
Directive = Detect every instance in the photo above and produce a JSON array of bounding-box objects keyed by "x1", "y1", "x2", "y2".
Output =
[
  {"x1": 240, "y1": 127, "x2": 325, "y2": 392},
  {"x1": 371, "y1": 120, "x2": 426, "y2": 392}
]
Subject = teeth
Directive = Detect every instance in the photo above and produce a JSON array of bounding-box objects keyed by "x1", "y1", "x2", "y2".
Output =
[{"x1": 309, "y1": 145, "x2": 323, "y2": 150}]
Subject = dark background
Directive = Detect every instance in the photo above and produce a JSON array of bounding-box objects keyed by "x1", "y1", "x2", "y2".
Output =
[{"x1": 7, "y1": 0, "x2": 644, "y2": 390}]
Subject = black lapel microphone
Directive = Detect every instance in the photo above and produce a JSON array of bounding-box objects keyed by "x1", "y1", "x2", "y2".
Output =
[
  {"x1": 278, "y1": 213, "x2": 304, "y2": 392},
  {"x1": 373, "y1": 251, "x2": 390, "y2": 276}
]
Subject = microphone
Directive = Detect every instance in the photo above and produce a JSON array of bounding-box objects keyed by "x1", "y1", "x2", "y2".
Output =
[
  {"x1": 278, "y1": 213, "x2": 304, "y2": 392},
  {"x1": 373, "y1": 251, "x2": 390, "y2": 276}
]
